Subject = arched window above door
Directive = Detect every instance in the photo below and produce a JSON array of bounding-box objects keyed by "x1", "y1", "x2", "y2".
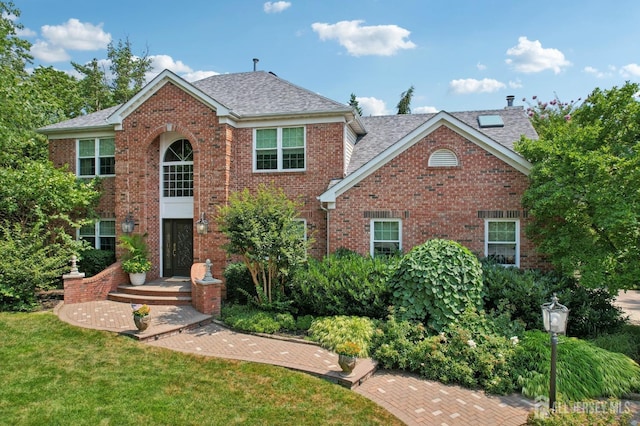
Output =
[{"x1": 163, "y1": 139, "x2": 194, "y2": 197}]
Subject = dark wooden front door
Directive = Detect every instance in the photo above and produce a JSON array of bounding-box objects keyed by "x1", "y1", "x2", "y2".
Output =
[{"x1": 162, "y1": 219, "x2": 193, "y2": 277}]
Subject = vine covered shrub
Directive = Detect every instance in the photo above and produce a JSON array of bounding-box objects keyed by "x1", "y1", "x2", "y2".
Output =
[
  {"x1": 289, "y1": 250, "x2": 396, "y2": 318},
  {"x1": 389, "y1": 239, "x2": 483, "y2": 331}
]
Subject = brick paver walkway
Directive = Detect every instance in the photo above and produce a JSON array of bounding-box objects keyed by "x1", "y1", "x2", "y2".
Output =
[{"x1": 56, "y1": 300, "x2": 640, "y2": 425}]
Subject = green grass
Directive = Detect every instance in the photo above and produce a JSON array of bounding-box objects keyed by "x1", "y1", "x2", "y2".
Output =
[{"x1": 0, "y1": 312, "x2": 402, "y2": 425}]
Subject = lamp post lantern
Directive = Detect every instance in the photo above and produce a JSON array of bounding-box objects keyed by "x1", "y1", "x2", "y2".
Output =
[{"x1": 541, "y1": 294, "x2": 569, "y2": 411}]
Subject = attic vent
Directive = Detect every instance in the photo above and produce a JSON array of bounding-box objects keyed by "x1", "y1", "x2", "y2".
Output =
[
  {"x1": 428, "y1": 149, "x2": 459, "y2": 167},
  {"x1": 478, "y1": 115, "x2": 504, "y2": 128}
]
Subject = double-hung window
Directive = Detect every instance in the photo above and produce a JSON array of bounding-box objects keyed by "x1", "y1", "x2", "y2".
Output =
[
  {"x1": 485, "y1": 220, "x2": 519, "y2": 266},
  {"x1": 79, "y1": 220, "x2": 116, "y2": 251},
  {"x1": 254, "y1": 127, "x2": 305, "y2": 171},
  {"x1": 370, "y1": 219, "x2": 401, "y2": 257},
  {"x1": 78, "y1": 138, "x2": 115, "y2": 177}
]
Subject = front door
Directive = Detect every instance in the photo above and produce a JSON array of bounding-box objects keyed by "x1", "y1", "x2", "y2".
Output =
[{"x1": 162, "y1": 219, "x2": 193, "y2": 277}]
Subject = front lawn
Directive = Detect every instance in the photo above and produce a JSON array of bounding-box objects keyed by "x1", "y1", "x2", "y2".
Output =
[{"x1": 0, "y1": 312, "x2": 401, "y2": 425}]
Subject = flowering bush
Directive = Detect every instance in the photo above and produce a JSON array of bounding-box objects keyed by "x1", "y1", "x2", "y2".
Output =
[
  {"x1": 132, "y1": 304, "x2": 150, "y2": 318},
  {"x1": 335, "y1": 341, "x2": 361, "y2": 357}
]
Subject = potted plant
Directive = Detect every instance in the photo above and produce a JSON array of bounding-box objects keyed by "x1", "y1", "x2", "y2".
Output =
[
  {"x1": 132, "y1": 303, "x2": 151, "y2": 331},
  {"x1": 118, "y1": 233, "x2": 151, "y2": 285},
  {"x1": 335, "y1": 341, "x2": 361, "y2": 376}
]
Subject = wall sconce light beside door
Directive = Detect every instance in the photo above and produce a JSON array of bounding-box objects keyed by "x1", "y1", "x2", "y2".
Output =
[
  {"x1": 121, "y1": 214, "x2": 135, "y2": 233},
  {"x1": 196, "y1": 212, "x2": 208, "y2": 234}
]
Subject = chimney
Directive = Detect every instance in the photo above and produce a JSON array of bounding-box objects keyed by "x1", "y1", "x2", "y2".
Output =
[
  {"x1": 506, "y1": 95, "x2": 515, "y2": 107},
  {"x1": 253, "y1": 58, "x2": 259, "y2": 71}
]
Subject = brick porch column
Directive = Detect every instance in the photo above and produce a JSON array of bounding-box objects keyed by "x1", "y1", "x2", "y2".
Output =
[{"x1": 191, "y1": 260, "x2": 224, "y2": 317}]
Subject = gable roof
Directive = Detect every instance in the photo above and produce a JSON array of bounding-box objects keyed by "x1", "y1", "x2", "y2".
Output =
[
  {"x1": 320, "y1": 109, "x2": 536, "y2": 205},
  {"x1": 39, "y1": 70, "x2": 361, "y2": 135}
]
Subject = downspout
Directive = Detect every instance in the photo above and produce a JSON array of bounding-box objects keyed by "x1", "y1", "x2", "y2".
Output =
[{"x1": 319, "y1": 201, "x2": 330, "y2": 257}]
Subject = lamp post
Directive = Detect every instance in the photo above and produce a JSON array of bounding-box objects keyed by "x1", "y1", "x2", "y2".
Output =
[{"x1": 541, "y1": 294, "x2": 569, "y2": 411}]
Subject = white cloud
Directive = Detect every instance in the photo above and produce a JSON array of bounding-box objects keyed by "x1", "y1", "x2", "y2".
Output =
[
  {"x1": 30, "y1": 40, "x2": 70, "y2": 62},
  {"x1": 311, "y1": 20, "x2": 416, "y2": 57},
  {"x1": 449, "y1": 78, "x2": 506, "y2": 95},
  {"x1": 41, "y1": 18, "x2": 111, "y2": 51},
  {"x1": 476, "y1": 62, "x2": 487, "y2": 71},
  {"x1": 264, "y1": 1, "x2": 291, "y2": 13},
  {"x1": 505, "y1": 36, "x2": 571, "y2": 74},
  {"x1": 620, "y1": 63, "x2": 640, "y2": 78},
  {"x1": 584, "y1": 65, "x2": 613, "y2": 78},
  {"x1": 414, "y1": 105, "x2": 438, "y2": 114},
  {"x1": 508, "y1": 79, "x2": 523, "y2": 89},
  {"x1": 357, "y1": 96, "x2": 388, "y2": 116},
  {"x1": 148, "y1": 54, "x2": 218, "y2": 82},
  {"x1": 16, "y1": 27, "x2": 36, "y2": 37}
]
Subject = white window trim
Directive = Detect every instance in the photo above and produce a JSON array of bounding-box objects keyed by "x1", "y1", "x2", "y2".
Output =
[
  {"x1": 370, "y1": 218, "x2": 402, "y2": 257},
  {"x1": 484, "y1": 219, "x2": 520, "y2": 267},
  {"x1": 293, "y1": 218, "x2": 307, "y2": 241},
  {"x1": 253, "y1": 126, "x2": 307, "y2": 172},
  {"x1": 76, "y1": 138, "x2": 115, "y2": 178},
  {"x1": 77, "y1": 219, "x2": 116, "y2": 250}
]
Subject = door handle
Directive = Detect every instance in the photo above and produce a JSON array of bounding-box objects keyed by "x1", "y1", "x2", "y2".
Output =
[{"x1": 173, "y1": 243, "x2": 176, "y2": 257}]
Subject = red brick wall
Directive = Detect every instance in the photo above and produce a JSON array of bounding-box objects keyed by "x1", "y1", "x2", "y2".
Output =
[
  {"x1": 63, "y1": 261, "x2": 128, "y2": 304},
  {"x1": 329, "y1": 126, "x2": 546, "y2": 269},
  {"x1": 231, "y1": 122, "x2": 345, "y2": 258}
]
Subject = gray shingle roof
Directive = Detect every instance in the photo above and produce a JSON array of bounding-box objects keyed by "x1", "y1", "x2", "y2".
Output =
[
  {"x1": 346, "y1": 107, "x2": 537, "y2": 175},
  {"x1": 192, "y1": 71, "x2": 351, "y2": 116},
  {"x1": 39, "y1": 105, "x2": 121, "y2": 131}
]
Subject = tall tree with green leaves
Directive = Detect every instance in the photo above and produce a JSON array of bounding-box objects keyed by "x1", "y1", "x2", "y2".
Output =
[
  {"x1": 0, "y1": 1, "x2": 100, "y2": 310},
  {"x1": 217, "y1": 185, "x2": 312, "y2": 307},
  {"x1": 107, "y1": 37, "x2": 151, "y2": 104},
  {"x1": 516, "y1": 82, "x2": 640, "y2": 291},
  {"x1": 71, "y1": 58, "x2": 113, "y2": 113},
  {"x1": 348, "y1": 93, "x2": 363, "y2": 116},
  {"x1": 396, "y1": 85, "x2": 414, "y2": 114}
]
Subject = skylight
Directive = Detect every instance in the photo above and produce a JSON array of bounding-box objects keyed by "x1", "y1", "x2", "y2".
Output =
[{"x1": 478, "y1": 115, "x2": 504, "y2": 128}]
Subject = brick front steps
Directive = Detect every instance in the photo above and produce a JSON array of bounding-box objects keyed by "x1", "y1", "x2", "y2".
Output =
[{"x1": 108, "y1": 280, "x2": 192, "y2": 306}]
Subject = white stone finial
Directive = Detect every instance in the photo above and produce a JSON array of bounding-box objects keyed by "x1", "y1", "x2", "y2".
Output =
[{"x1": 202, "y1": 259, "x2": 214, "y2": 282}]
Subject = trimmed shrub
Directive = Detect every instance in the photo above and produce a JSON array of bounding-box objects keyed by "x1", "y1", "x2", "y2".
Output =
[
  {"x1": 223, "y1": 262, "x2": 257, "y2": 304},
  {"x1": 78, "y1": 249, "x2": 115, "y2": 277},
  {"x1": 389, "y1": 239, "x2": 483, "y2": 332},
  {"x1": 289, "y1": 250, "x2": 396, "y2": 319},
  {"x1": 308, "y1": 316, "x2": 375, "y2": 357},
  {"x1": 514, "y1": 330, "x2": 640, "y2": 401},
  {"x1": 221, "y1": 304, "x2": 295, "y2": 334}
]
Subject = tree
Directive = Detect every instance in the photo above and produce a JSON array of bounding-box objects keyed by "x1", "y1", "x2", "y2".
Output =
[
  {"x1": 348, "y1": 93, "x2": 362, "y2": 116},
  {"x1": 516, "y1": 82, "x2": 640, "y2": 291},
  {"x1": 0, "y1": 1, "x2": 101, "y2": 310},
  {"x1": 217, "y1": 185, "x2": 312, "y2": 307},
  {"x1": 396, "y1": 85, "x2": 414, "y2": 114},
  {"x1": 28, "y1": 66, "x2": 84, "y2": 123},
  {"x1": 107, "y1": 37, "x2": 151, "y2": 104},
  {"x1": 71, "y1": 58, "x2": 113, "y2": 113}
]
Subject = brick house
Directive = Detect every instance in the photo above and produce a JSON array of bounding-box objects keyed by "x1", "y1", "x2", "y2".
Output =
[{"x1": 41, "y1": 69, "x2": 544, "y2": 284}]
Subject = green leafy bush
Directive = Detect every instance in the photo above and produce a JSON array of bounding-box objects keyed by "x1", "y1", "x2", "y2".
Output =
[
  {"x1": 221, "y1": 304, "x2": 295, "y2": 334},
  {"x1": 590, "y1": 324, "x2": 640, "y2": 363},
  {"x1": 526, "y1": 409, "x2": 632, "y2": 425},
  {"x1": 0, "y1": 223, "x2": 76, "y2": 311},
  {"x1": 371, "y1": 308, "x2": 522, "y2": 394},
  {"x1": 289, "y1": 250, "x2": 396, "y2": 319},
  {"x1": 223, "y1": 262, "x2": 257, "y2": 304},
  {"x1": 389, "y1": 239, "x2": 483, "y2": 331},
  {"x1": 308, "y1": 316, "x2": 375, "y2": 357},
  {"x1": 514, "y1": 330, "x2": 640, "y2": 401},
  {"x1": 482, "y1": 260, "x2": 626, "y2": 338},
  {"x1": 78, "y1": 249, "x2": 115, "y2": 277},
  {"x1": 295, "y1": 314, "x2": 315, "y2": 332}
]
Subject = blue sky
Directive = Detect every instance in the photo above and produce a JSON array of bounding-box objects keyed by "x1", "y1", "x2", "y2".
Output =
[{"x1": 11, "y1": 0, "x2": 640, "y2": 116}]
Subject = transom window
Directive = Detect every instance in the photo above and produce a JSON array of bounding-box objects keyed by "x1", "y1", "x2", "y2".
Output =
[
  {"x1": 485, "y1": 220, "x2": 519, "y2": 266},
  {"x1": 371, "y1": 219, "x2": 401, "y2": 257},
  {"x1": 79, "y1": 219, "x2": 116, "y2": 251},
  {"x1": 254, "y1": 127, "x2": 305, "y2": 171},
  {"x1": 163, "y1": 139, "x2": 193, "y2": 197},
  {"x1": 78, "y1": 138, "x2": 115, "y2": 177}
]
